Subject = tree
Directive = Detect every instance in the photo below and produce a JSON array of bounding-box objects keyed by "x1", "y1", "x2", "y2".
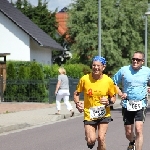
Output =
[{"x1": 67, "y1": 0, "x2": 148, "y2": 73}]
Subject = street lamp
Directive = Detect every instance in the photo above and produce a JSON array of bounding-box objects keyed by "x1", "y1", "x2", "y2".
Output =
[
  {"x1": 145, "y1": 11, "x2": 150, "y2": 67},
  {"x1": 98, "y1": 0, "x2": 101, "y2": 56}
]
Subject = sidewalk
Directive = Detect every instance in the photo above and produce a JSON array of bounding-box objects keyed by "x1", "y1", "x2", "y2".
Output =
[{"x1": 0, "y1": 100, "x2": 122, "y2": 134}]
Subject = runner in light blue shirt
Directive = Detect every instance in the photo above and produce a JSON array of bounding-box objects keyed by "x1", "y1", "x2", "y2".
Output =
[
  {"x1": 113, "y1": 65, "x2": 150, "y2": 108},
  {"x1": 113, "y1": 51, "x2": 150, "y2": 150}
]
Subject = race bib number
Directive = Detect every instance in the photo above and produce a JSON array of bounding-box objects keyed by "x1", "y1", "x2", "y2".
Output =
[
  {"x1": 127, "y1": 100, "x2": 142, "y2": 111},
  {"x1": 89, "y1": 106, "x2": 106, "y2": 119}
]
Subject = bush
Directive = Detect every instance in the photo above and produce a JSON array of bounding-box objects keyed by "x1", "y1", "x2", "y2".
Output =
[
  {"x1": 4, "y1": 61, "x2": 91, "y2": 102},
  {"x1": 43, "y1": 64, "x2": 59, "y2": 79},
  {"x1": 64, "y1": 64, "x2": 83, "y2": 78},
  {"x1": 16, "y1": 65, "x2": 29, "y2": 102},
  {"x1": 28, "y1": 62, "x2": 46, "y2": 102},
  {"x1": 4, "y1": 62, "x2": 17, "y2": 101}
]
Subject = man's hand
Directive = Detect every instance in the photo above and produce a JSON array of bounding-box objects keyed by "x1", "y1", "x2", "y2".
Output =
[
  {"x1": 100, "y1": 97, "x2": 109, "y2": 105},
  {"x1": 76, "y1": 101, "x2": 84, "y2": 113},
  {"x1": 119, "y1": 93, "x2": 127, "y2": 99},
  {"x1": 147, "y1": 87, "x2": 150, "y2": 93}
]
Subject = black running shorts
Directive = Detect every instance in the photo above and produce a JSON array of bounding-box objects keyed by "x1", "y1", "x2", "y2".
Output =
[
  {"x1": 122, "y1": 107, "x2": 147, "y2": 125},
  {"x1": 84, "y1": 117, "x2": 112, "y2": 125}
]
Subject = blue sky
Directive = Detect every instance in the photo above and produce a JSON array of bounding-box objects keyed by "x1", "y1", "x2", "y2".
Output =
[{"x1": 10, "y1": 0, "x2": 73, "y2": 11}]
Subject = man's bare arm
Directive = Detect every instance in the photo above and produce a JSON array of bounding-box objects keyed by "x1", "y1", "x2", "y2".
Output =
[
  {"x1": 115, "y1": 85, "x2": 127, "y2": 99},
  {"x1": 115, "y1": 85, "x2": 122, "y2": 96},
  {"x1": 110, "y1": 95, "x2": 116, "y2": 104},
  {"x1": 74, "y1": 90, "x2": 80, "y2": 104},
  {"x1": 74, "y1": 90, "x2": 84, "y2": 113}
]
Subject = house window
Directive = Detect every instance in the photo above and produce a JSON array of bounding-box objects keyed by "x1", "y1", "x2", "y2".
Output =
[{"x1": 0, "y1": 57, "x2": 3, "y2": 62}]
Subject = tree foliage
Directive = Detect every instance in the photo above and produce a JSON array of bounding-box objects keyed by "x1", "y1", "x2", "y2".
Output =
[
  {"x1": 12, "y1": 0, "x2": 149, "y2": 72},
  {"x1": 67, "y1": 0, "x2": 148, "y2": 73}
]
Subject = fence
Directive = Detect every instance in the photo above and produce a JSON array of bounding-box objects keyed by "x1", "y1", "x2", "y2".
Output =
[
  {"x1": 49, "y1": 78, "x2": 83, "y2": 102},
  {"x1": 0, "y1": 77, "x2": 83, "y2": 103}
]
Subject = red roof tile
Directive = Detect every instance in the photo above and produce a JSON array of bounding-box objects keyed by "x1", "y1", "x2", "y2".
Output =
[{"x1": 56, "y1": 12, "x2": 70, "y2": 41}]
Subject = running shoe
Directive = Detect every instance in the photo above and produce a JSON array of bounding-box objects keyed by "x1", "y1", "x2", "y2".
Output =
[
  {"x1": 127, "y1": 142, "x2": 135, "y2": 150},
  {"x1": 87, "y1": 143, "x2": 95, "y2": 149}
]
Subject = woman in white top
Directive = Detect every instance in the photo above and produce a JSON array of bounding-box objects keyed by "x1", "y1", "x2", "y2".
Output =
[{"x1": 55, "y1": 67, "x2": 74, "y2": 117}]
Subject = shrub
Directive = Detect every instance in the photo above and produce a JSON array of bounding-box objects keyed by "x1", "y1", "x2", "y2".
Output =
[
  {"x1": 4, "y1": 61, "x2": 91, "y2": 102},
  {"x1": 4, "y1": 62, "x2": 17, "y2": 101},
  {"x1": 28, "y1": 62, "x2": 46, "y2": 102},
  {"x1": 43, "y1": 64, "x2": 59, "y2": 79},
  {"x1": 16, "y1": 65, "x2": 29, "y2": 102}
]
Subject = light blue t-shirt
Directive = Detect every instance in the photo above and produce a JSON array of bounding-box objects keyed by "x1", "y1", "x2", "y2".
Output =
[{"x1": 113, "y1": 65, "x2": 150, "y2": 108}]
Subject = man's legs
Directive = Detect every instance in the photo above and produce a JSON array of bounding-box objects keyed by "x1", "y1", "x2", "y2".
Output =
[
  {"x1": 124, "y1": 107, "x2": 147, "y2": 150},
  {"x1": 122, "y1": 108, "x2": 135, "y2": 149},
  {"x1": 97, "y1": 123, "x2": 108, "y2": 150},
  {"x1": 125, "y1": 124, "x2": 135, "y2": 141},
  {"x1": 134, "y1": 107, "x2": 146, "y2": 150},
  {"x1": 124, "y1": 124, "x2": 135, "y2": 150},
  {"x1": 84, "y1": 124, "x2": 97, "y2": 148},
  {"x1": 135, "y1": 121, "x2": 143, "y2": 150}
]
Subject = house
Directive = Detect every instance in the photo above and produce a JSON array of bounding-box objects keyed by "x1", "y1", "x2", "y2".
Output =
[
  {"x1": 52, "y1": 8, "x2": 72, "y2": 65},
  {"x1": 0, "y1": 0, "x2": 64, "y2": 65},
  {"x1": 55, "y1": 7, "x2": 70, "y2": 43}
]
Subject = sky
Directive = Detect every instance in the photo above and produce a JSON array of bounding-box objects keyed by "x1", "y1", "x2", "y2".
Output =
[{"x1": 10, "y1": 0, "x2": 73, "y2": 12}]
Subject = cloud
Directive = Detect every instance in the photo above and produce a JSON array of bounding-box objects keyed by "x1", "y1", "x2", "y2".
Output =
[
  {"x1": 48, "y1": 0, "x2": 73, "y2": 11},
  {"x1": 10, "y1": 0, "x2": 73, "y2": 11}
]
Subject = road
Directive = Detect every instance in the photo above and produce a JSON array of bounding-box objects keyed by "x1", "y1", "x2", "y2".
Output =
[{"x1": 0, "y1": 107, "x2": 150, "y2": 150}]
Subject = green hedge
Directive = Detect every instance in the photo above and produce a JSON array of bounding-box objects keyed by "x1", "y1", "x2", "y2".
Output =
[
  {"x1": 4, "y1": 61, "x2": 46, "y2": 102},
  {"x1": 3, "y1": 61, "x2": 91, "y2": 102},
  {"x1": 43, "y1": 63, "x2": 91, "y2": 79}
]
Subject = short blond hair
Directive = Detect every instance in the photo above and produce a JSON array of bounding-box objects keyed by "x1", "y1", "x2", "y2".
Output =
[{"x1": 58, "y1": 67, "x2": 66, "y2": 74}]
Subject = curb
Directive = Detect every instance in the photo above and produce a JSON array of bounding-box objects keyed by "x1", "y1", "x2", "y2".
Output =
[
  {"x1": 0, "y1": 123, "x2": 31, "y2": 134},
  {"x1": 0, "y1": 100, "x2": 122, "y2": 134},
  {"x1": 0, "y1": 112, "x2": 83, "y2": 134}
]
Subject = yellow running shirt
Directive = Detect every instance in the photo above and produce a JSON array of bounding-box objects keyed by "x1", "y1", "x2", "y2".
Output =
[{"x1": 76, "y1": 73, "x2": 117, "y2": 121}]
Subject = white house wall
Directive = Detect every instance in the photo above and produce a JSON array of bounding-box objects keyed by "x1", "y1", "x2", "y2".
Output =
[
  {"x1": 0, "y1": 12, "x2": 30, "y2": 61},
  {"x1": 30, "y1": 39, "x2": 52, "y2": 65}
]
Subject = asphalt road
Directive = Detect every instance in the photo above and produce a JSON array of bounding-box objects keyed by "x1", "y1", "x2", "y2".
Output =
[{"x1": 0, "y1": 107, "x2": 150, "y2": 150}]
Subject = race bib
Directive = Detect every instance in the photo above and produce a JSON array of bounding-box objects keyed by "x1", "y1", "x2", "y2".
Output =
[
  {"x1": 127, "y1": 100, "x2": 142, "y2": 111},
  {"x1": 89, "y1": 106, "x2": 106, "y2": 119}
]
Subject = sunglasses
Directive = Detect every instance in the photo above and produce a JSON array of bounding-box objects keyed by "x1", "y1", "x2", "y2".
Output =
[{"x1": 132, "y1": 58, "x2": 143, "y2": 62}]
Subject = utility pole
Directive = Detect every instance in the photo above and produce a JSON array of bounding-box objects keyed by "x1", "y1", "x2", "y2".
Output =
[{"x1": 98, "y1": 0, "x2": 101, "y2": 56}]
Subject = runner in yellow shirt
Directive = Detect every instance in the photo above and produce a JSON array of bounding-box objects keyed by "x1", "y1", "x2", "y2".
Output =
[{"x1": 74, "y1": 56, "x2": 117, "y2": 150}]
